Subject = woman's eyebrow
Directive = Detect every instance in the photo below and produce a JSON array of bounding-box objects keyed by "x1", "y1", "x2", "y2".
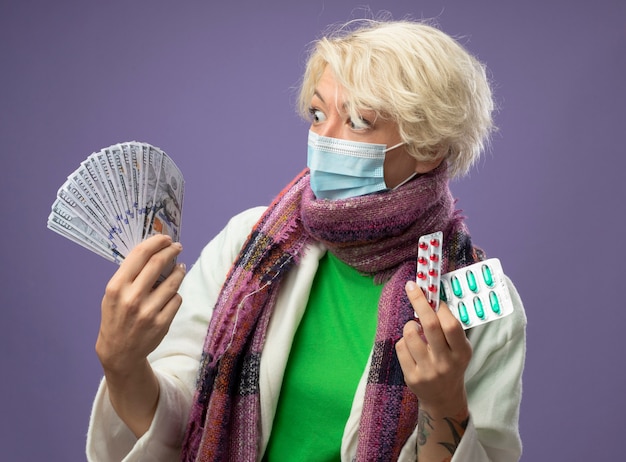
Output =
[
  {"x1": 313, "y1": 90, "x2": 325, "y2": 104},
  {"x1": 314, "y1": 89, "x2": 350, "y2": 113}
]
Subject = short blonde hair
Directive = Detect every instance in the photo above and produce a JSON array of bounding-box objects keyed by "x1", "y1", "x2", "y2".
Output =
[{"x1": 298, "y1": 20, "x2": 495, "y2": 178}]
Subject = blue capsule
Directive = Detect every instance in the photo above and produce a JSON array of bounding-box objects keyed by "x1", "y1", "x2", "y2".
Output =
[
  {"x1": 440, "y1": 282, "x2": 447, "y2": 302},
  {"x1": 489, "y1": 291, "x2": 501, "y2": 314},
  {"x1": 466, "y1": 270, "x2": 478, "y2": 293},
  {"x1": 481, "y1": 264, "x2": 494, "y2": 287},
  {"x1": 458, "y1": 302, "x2": 470, "y2": 325},
  {"x1": 473, "y1": 296, "x2": 485, "y2": 319},
  {"x1": 451, "y1": 275, "x2": 463, "y2": 297}
]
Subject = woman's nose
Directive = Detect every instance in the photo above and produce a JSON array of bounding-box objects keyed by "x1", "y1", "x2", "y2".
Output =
[{"x1": 315, "y1": 118, "x2": 341, "y2": 139}]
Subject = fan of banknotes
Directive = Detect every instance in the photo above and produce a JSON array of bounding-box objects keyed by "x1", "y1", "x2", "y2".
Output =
[{"x1": 47, "y1": 141, "x2": 184, "y2": 276}]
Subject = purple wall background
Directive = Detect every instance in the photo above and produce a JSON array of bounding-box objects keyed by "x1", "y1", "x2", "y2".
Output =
[{"x1": 1, "y1": 0, "x2": 624, "y2": 460}]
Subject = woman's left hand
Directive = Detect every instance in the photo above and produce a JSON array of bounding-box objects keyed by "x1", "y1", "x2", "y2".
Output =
[{"x1": 396, "y1": 280, "x2": 472, "y2": 417}]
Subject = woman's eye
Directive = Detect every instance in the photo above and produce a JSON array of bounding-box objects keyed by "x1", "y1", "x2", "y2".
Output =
[
  {"x1": 308, "y1": 107, "x2": 326, "y2": 123},
  {"x1": 349, "y1": 116, "x2": 371, "y2": 130}
]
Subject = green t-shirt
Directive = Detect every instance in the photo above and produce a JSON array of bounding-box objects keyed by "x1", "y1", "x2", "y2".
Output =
[{"x1": 263, "y1": 252, "x2": 383, "y2": 461}]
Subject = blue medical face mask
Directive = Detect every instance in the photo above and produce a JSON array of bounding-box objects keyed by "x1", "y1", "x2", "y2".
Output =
[{"x1": 307, "y1": 130, "x2": 410, "y2": 200}]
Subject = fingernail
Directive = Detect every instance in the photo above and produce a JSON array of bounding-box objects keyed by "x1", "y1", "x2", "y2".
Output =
[
  {"x1": 178, "y1": 262, "x2": 186, "y2": 273},
  {"x1": 406, "y1": 280, "x2": 417, "y2": 291},
  {"x1": 173, "y1": 241, "x2": 183, "y2": 250}
]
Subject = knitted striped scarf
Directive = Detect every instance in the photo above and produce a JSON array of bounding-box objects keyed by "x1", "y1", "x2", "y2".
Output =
[{"x1": 181, "y1": 164, "x2": 482, "y2": 461}]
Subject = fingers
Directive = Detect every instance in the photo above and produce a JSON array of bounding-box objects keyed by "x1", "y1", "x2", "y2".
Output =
[
  {"x1": 98, "y1": 255, "x2": 186, "y2": 376},
  {"x1": 405, "y1": 281, "x2": 447, "y2": 350},
  {"x1": 405, "y1": 280, "x2": 467, "y2": 354},
  {"x1": 396, "y1": 320, "x2": 428, "y2": 367},
  {"x1": 104, "y1": 235, "x2": 186, "y2": 312},
  {"x1": 149, "y1": 262, "x2": 186, "y2": 319},
  {"x1": 133, "y1": 241, "x2": 183, "y2": 291},
  {"x1": 113, "y1": 234, "x2": 177, "y2": 285},
  {"x1": 156, "y1": 289, "x2": 183, "y2": 326},
  {"x1": 436, "y1": 301, "x2": 470, "y2": 351},
  {"x1": 397, "y1": 280, "x2": 473, "y2": 409}
]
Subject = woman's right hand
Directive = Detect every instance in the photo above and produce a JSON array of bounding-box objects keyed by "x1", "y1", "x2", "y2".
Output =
[
  {"x1": 95, "y1": 234, "x2": 186, "y2": 437},
  {"x1": 96, "y1": 233, "x2": 185, "y2": 375}
]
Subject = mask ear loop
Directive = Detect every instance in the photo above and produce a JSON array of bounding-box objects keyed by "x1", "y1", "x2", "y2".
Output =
[
  {"x1": 384, "y1": 141, "x2": 405, "y2": 153},
  {"x1": 392, "y1": 172, "x2": 418, "y2": 190},
  {"x1": 383, "y1": 141, "x2": 418, "y2": 190}
]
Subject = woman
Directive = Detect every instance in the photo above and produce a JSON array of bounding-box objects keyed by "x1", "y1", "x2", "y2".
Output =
[{"x1": 88, "y1": 19, "x2": 526, "y2": 461}]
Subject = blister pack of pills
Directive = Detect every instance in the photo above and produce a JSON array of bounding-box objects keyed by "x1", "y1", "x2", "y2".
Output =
[
  {"x1": 416, "y1": 231, "x2": 443, "y2": 311},
  {"x1": 416, "y1": 232, "x2": 514, "y2": 330},
  {"x1": 440, "y1": 258, "x2": 514, "y2": 329}
]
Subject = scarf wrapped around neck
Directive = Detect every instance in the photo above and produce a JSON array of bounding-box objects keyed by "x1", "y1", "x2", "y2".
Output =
[{"x1": 181, "y1": 164, "x2": 483, "y2": 461}]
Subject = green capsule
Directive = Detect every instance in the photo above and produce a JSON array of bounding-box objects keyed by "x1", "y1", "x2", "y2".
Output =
[
  {"x1": 440, "y1": 282, "x2": 447, "y2": 302},
  {"x1": 451, "y1": 275, "x2": 463, "y2": 297},
  {"x1": 458, "y1": 302, "x2": 470, "y2": 325},
  {"x1": 473, "y1": 296, "x2": 485, "y2": 319},
  {"x1": 481, "y1": 264, "x2": 494, "y2": 287},
  {"x1": 466, "y1": 270, "x2": 478, "y2": 293},
  {"x1": 489, "y1": 291, "x2": 501, "y2": 314}
]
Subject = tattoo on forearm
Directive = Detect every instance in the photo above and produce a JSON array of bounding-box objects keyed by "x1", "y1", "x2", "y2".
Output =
[
  {"x1": 438, "y1": 415, "x2": 470, "y2": 454},
  {"x1": 417, "y1": 410, "x2": 469, "y2": 457},
  {"x1": 417, "y1": 409, "x2": 435, "y2": 446}
]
